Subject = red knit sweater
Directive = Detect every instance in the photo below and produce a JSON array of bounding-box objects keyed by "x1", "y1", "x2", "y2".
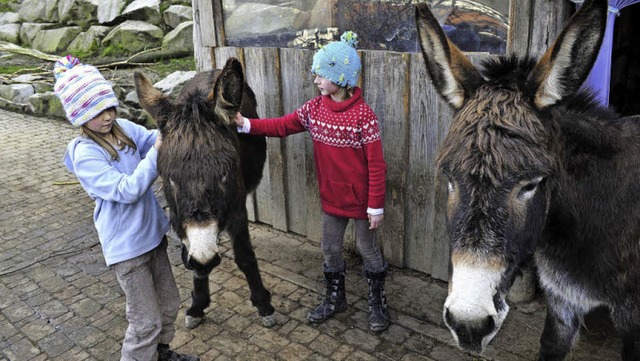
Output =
[{"x1": 249, "y1": 87, "x2": 386, "y2": 219}]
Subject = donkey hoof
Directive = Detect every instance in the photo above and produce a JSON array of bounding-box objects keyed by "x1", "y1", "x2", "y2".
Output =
[
  {"x1": 185, "y1": 315, "x2": 203, "y2": 329},
  {"x1": 261, "y1": 314, "x2": 276, "y2": 328}
]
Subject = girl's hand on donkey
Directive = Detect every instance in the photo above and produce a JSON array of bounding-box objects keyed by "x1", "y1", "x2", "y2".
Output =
[
  {"x1": 235, "y1": 112, "x2": 245, "y2": 127},
  {"x1": 368, "y1": 214, "x2": 384, "y2": 230},
  {"x1": 154, "y1": 133, "x2": 163, "y2": 150}
]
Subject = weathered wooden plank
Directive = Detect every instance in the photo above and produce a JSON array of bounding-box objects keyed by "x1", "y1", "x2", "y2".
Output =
[
  {"x1": 507, "y1": 0, "x2": 532, "y2": 58},
  {"x1": 279, "y1": 48, "x2": 317, "y2": 237},
  {"x1": 509, "y1": 0, "x2": 571, "y2": 59},
  {"x1": 213, "y1": 47, "x2": 243, "y2": 70},
  {"x1": 243, "y1": 48, "x2": 287, "y2": 231},
  {"x1": 212, "y1": 0, "x2": 225, "y2": 46},
  {"x1": 430, "y1": 96, "x2": 453, "y2": 281},
  {"x1": 192, "y1": 0, "x2": 217, "y2": 47},
  {"x1": 361, "y1": 50, "x2": 409, "y2": 267},
  {"x1": 405, "y1": 52, "x2": 439, "y2": 276},
  {"x1": 192, "y1": 0, "x2": 214, "y2": 71},
  {"x1": 529, "y1": 0, "x2": 572, "y2": 58},
  {"x1": 305, "y1": 130, "x2": 322, "y2": 243}
]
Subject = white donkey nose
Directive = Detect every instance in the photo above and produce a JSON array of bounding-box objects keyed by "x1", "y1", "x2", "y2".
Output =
[{"x1": 185, "y1": 221, "x2": 220, "y2": 264}]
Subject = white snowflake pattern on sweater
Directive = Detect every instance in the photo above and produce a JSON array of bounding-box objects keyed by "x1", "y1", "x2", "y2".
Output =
[{"x1": 297, "y1": 100, "x2": 381, "y2": 148}]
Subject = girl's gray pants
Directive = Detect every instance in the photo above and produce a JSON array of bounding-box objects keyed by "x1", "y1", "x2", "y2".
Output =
[
  {"x1": 321, "y1": 212, "x2": 386, "y2": 273},
  {"x1": 111, "y1": 237, "x2": 180, "y2": 361}
]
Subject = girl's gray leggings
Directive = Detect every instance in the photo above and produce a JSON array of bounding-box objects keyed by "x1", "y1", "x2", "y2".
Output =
[{"x1": 321, "y1": 212, "x2": 386, "y2": 273}]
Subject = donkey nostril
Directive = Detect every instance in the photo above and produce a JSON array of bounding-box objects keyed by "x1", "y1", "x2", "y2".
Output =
[
  {"x1": 479, "y1": 315, "x2": 496, "y2": 336},
  {"x1": 444, "y1": 307, "x2": 455, "y2": 326}
]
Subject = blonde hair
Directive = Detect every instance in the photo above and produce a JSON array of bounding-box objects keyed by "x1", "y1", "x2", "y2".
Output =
[
  {"x1": 333, "y1": 87, "x2": 355, "y2": 102},
  {"x1": 81, "y1": 116, "x2": 136, "y2": 161}
]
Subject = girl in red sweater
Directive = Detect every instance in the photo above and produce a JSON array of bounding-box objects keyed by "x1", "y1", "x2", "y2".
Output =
[{"x1": 235, "y1": 31, "x2": 389, "y2": 332}]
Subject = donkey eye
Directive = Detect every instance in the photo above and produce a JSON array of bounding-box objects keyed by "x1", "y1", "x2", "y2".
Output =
[{"x1": 518, "y1": 177, "x2": 543, "y2": 200}]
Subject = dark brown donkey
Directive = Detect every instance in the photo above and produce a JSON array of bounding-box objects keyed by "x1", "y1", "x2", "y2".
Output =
[
  {"x1": 416, "y1": 0, "x2": 640, "y2": 359},
  {"x1": 134, "y1": 58, "x2": 274, "y2": 329}
]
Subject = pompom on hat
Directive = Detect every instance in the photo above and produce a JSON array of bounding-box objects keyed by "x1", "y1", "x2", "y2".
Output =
[
  {"x1": 311, "y1": 31, "x2": 361, "y2": 88},
  {"x1": 53, "y1": 55, "x2": 119, "y2": 127}
]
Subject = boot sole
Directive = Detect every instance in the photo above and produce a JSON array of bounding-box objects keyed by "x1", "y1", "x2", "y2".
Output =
[
  {"x1": 369, "y1": 321, "x2": 390, "y2": 332},
  {"x1": 306, "y1": 305, "x2": 348, "y2": 323}
]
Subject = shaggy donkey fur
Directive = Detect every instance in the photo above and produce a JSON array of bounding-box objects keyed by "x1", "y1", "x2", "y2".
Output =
[
  {"x1": 134, "y1": 58, "x2": 274, "y2": 329},
  {"x1": 416, "y1": 0, "x2": 640, "y2": 359}
]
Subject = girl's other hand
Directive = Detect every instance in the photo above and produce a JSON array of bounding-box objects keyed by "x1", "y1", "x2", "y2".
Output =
[
  {"x1": 368, "y1": 214, "x2": 384, "y2": 230},
  {"x1": 235, "y1": 112, "x2": 245, "y2": 127},
  {"x1": 154, "y1": 132, "x2": 163, "y2": 150}
]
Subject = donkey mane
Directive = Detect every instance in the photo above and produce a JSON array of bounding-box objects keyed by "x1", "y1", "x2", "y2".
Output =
[
  {"x1": 437, "y1": 57, "x2": 556, "y2": 185},
  {"x1": 437, "y1": 55, "x2": 631, "y2": 186}
]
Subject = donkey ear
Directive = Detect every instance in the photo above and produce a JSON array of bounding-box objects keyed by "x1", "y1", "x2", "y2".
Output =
[
  {"x1": 134, "y1": 71, "x2": 171, "y2": 130},
  {"x1": 212, "y1": 58, "x2": 245, "y2": 119},
  {"x1": 527, "y1": 0, "x2": 607, "y2": 109},
  {"x1": 415, "y1": 3, "x2": 484, "y2": 110}
]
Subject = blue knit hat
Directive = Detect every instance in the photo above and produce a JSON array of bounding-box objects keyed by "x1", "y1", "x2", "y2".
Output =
[
  {"x1": 53, "y1": 55, "x2": 119, "y2": 127},
  {"x1": 311, "y1": 31, "x2": 361, "y2": 88}
]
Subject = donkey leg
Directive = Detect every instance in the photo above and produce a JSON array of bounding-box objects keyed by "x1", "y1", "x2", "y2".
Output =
[
  {"x1": 621, "y1": 329, "x2": 640, "y2": 361},
  {"x1": 185, "y1": 273, "x2": 210, "y2": 329},
  {"x1": 610, "y1": 307, "x2": 640, "y2": 360},
  {"x1": 230, "y1": 218, "x2": 275, "y2": 327},
  {"x1": 538, "y1": 293, "x2": 581, "y2": 361}
]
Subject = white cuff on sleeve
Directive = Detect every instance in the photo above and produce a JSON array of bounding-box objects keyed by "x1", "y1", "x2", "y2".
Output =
[
  {"x1": 237, "y1": 117, "x2": 251, "y2": 133},
  {"x1": 367, "y1": 207, "x2": 384, "y2": 216}
]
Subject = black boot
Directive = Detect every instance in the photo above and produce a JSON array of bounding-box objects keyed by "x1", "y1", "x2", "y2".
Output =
[
  {"x1": 365, "y1": 265, "x2": 390, "y2": 332},
  {"x1": 157, "y1": 344, "x2": 200, "y2": 361},
  {"x1": 307, "y1": 265, "x2": 348, "y2": 323}
]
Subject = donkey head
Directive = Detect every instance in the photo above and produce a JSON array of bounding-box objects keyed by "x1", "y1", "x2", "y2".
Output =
[
  {"x1": 134, "y1": 58, "x2": 246, "y2": 277},
  {"x1": 415, "y1": 0, "x2": 607, "y2": 354}
]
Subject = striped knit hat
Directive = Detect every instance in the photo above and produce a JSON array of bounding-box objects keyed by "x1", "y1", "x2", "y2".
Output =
[{"x1": 53, "y1": 55, "x2": 119, "y2": 127}]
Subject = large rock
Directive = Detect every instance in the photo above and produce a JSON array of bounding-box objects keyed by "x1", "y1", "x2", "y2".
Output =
[
  {"x1": 162, "y1": 21, "x2": 193, "y2": 53},
  {"x1": 14, "y1": 75, "x2": 52, "y2": 94},
  {"x1": 28, "y1": 92, "x2": 66, "y2": 119},
  {"x1": 0, "y1": 12, "x2": 21, "y2": 25},
  {"x1": 68, "y1": 26, "x2": 111, "y2": 55},
  {"x1": 225, "y1": 3, "x2": 309, "y2": 37},
  {"x1": 153, "y1": 70, "x2": 196, "y2": 96},
  {"x1": 308, "y1": 0, "x2": 331, "y2": 29},
  {"x1": 32, "y1": 26, "x2": 82, "y2": 53},
  {"x1": 58, "y1": 0, "x2": 99, "y2": 27},
  {"x1": 163, "y1": 5, "x2": 192, "y2": 29},
  {"x1": 0, "y1": 84, "x2": 35, "y2": 104},
  {"x1": 20, "y1": 23, "x2": 56, "y2": 47},
  {"x1": 102, "y1": 20, "x2": 163, "y2": 53},
  {"x1": 97, "y1": 0, "x2": 126, "y2": 24},
  {"x1": 121, "y1": 0, "x2": 161, "y2": 26},
  {"x1": 0, "y1": 23, "x2": 20, "y2": 43},
  {"x1": 18, "y1": 0, "x2": 47, "y2": 22}
]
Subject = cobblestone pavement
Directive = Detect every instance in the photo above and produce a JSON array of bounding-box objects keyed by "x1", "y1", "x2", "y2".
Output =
[{"x1": 0, "y1": 109, "x2": 622, "y2": 360}]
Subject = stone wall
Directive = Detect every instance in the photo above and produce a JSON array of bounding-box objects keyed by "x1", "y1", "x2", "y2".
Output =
[{"x1": 0, "y1": 0, "x2": 198, "y2": 124}]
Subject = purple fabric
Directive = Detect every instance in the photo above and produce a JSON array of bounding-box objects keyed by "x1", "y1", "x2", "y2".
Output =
[{"x1": 581, "y1": 0, "x2": 640, "y2": 105}]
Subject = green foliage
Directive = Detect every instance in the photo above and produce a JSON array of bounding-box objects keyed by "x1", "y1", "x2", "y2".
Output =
[
  {"x1": 0, "y1": 64, "x2": 27, "y2": 74},
  {"x1": 70, "y1": 42, "x2": 100, "y2": 60},
  {"x1": 159, "y1": 2, "x2": 171, "y2": 14},
  {"x1": 100, "y1": 43, "x2": 130, "y2": 57},
  {"x1": 150, "y1": 57, "x2": 196, "y2": 78},
  {"x1": 0, "y1": 0, "x2": 14, "y2": 13}
]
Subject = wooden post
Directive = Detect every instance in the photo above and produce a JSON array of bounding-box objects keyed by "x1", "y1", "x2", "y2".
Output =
[
  {"x1": 361, "y1": 50, "x2": 409, "y2": 267},
  {"x1": 192, "y1": 0, "x2": 217, "y2": 71},
  {"x1": 244, "y1": 48, "x2": 287, "y2": 232}
]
